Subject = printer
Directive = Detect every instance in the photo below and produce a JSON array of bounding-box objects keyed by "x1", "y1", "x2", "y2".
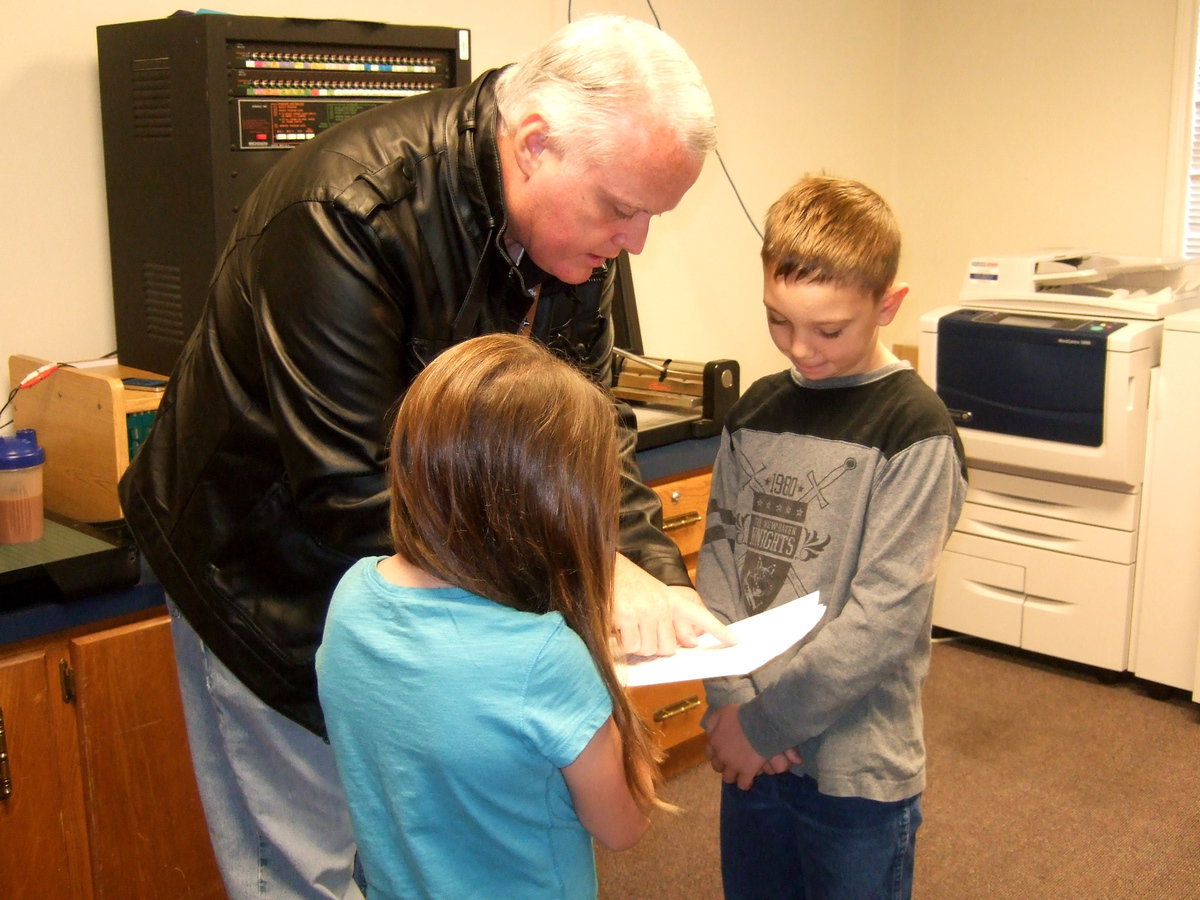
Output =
[{"x1": 919, "y1": 252, "x2": 1200, "y2": 687}]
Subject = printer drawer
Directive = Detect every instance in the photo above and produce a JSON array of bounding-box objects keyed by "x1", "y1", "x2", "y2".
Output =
[
  {"x1": 955, "y1": 501, "x2": 1137, "y2": 565},
  {"x1": 964, "y1": 467, "x2": 1140, "y2": 531},
  {"x1": 936, "y1": 532, "x2": 1134, "y2": 671},
  {"x1": 933, "y1": 549, "x2": 1024, "y2": 647}
]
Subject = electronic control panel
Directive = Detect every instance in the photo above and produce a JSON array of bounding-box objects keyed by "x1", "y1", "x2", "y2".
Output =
[
  {"x1": 227, "y1": 39, "x2": 458, "y2": 148},
  {"x1": 98, "y1": 14, "x2": 471, "y2": 376}
]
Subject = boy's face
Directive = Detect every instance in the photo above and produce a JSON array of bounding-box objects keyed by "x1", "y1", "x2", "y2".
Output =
[{"x1": 763, "y1": 270, "x2": 906, "y2": 381}]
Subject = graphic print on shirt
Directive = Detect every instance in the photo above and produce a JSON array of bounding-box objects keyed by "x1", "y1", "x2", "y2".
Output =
[{"x1": 734, "y1": 446, "x2": 857, "y2": 615}]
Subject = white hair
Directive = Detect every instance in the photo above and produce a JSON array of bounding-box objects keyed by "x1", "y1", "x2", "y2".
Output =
[{"x1": 493, "y1": 14, "x2": 717, "y2": 167}]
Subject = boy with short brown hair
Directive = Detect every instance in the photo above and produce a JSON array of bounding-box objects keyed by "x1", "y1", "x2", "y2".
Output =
[{"x1": 699, "y1": 175, "x2": 967, "y2": 899}]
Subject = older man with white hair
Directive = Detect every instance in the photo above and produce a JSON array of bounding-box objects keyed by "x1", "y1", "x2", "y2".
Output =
[{"x1": 120, "y1": 13, "x2": 726, "y2": 899}]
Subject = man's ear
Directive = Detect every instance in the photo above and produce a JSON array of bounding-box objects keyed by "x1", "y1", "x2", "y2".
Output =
[
  {"x1": 877, "y1": 283, "x2": 908, "y2": 326},
  {"x1": 512, "y1": 114, "x2": 551, "y2": 177}
]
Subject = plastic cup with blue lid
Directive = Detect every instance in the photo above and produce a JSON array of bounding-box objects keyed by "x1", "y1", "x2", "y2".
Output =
[{"x1": 0, "y1": 428, "x2": 46, "y2": 543}]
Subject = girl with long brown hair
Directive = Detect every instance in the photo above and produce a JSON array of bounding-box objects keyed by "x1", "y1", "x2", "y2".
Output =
[{"x1": 316, "y1": 333, "x2": 663, "y2": 899}]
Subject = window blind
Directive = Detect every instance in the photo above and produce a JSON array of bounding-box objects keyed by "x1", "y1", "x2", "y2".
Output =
[{"x1": 1184, "y1": 6, "x2": 1200, "y2": 256}]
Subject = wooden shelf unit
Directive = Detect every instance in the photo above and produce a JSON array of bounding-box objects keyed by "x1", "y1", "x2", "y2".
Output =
[{"x1": 7, "y1": 356, "x2": 167, "y2": 523}]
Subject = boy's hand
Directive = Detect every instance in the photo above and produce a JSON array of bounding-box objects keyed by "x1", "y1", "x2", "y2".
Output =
[
  {"x1": 761, "y1": 748, "x2": 804, "y2": 774},
  {"x1": 613, "y1": 554, "x2": 737, "y2": 657},
  {"x1": 705, "y1": 703, "x2": 765, "y2": 790}
]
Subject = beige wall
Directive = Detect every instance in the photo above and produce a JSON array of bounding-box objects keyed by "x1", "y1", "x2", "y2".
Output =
[
  {"x1": 0, "y1": 1, "x2": 1187, "y2": 399},
  {"x1": 892, "y1": 0, "x2": 1190, "y2": 343}
]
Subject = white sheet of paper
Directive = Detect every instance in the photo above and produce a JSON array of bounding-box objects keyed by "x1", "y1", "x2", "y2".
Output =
[{"x1": 619, "y1": 592, "x2": 825, "y2": 687}]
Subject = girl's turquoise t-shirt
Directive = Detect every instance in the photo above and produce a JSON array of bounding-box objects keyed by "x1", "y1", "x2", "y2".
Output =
[{"x1": 316, "y1": 557, "x2": 613, "y2": 899}]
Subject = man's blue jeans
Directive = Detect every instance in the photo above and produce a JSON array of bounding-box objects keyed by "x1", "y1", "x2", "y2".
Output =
[
  {"x1": 720, "y1": 772, "x2": 922, "y2": 900},
  {"x1": 167, "y1": 599, "x2": 364, "y2": 900}
]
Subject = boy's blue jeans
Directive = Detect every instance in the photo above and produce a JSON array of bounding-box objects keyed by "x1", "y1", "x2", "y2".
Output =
[{"x1": 720, "y1": 772, "x2": 921, "y2": 900}]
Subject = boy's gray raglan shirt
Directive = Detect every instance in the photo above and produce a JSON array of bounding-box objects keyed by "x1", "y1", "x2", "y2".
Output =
[{"x1": 699, "y1": 362, "x2": 967, "y2": 802}]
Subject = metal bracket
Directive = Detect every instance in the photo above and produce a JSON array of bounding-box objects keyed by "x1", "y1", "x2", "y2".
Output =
[
  {"x1": 59, "y1": 659, "x2": 75, "y2": 704},
  {"x1": 0, "y1": 707, "x2": 11, "y2": 801}
]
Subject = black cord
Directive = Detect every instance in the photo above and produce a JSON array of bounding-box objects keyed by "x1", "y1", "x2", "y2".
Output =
[
  {"x1": 2, "y1": 361, "x2": 74, "y2": 433},
  {"x1": 0, "y1": 387, "x2": 19, "y2": 425},
  {"x1": 566, "y1": 1, "x2": 760, "y2": 238},
  {"x1": 715, "y1": 147, "x2": 763, "y2": 240}
]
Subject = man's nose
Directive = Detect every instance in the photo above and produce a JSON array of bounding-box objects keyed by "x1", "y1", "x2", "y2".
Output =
[{"x1": 615, "y1": 212, "x2": 651, "y2": 255}]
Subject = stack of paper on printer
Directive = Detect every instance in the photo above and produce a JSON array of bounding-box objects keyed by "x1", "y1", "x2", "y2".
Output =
[{"x1": 619, "y1": 592, "x2": 825, "y2": 687}]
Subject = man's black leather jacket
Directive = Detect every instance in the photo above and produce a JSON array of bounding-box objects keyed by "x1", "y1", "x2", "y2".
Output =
[{"x1": 119, "y1": 69, "x2": 689, "y2": 736}]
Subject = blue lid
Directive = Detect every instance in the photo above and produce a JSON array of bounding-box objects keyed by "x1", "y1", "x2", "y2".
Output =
[{"x1": 0, "y1": 428, "x2": 46, "y2": 469}]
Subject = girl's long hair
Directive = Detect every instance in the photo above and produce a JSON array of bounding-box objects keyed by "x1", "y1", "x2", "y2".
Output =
[{"x1": 388, "y1": 333, "x2": 662, "y2": 810}]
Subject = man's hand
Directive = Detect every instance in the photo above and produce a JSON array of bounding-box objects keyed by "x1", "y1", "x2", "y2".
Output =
[
  {"x1": 613, "y1": 554, "x2": 736, "y2": 657},
  {"x1": 704, "y1": 703, "x2": 764, "y2": 790}
]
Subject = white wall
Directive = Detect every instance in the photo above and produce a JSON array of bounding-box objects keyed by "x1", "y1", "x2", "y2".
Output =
[{"x1": 0, "y1": 0, "x2": 1184, "y2": 405}]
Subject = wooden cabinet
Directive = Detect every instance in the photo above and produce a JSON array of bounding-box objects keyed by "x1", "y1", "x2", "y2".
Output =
[
  {"x1": 0, "y1": 646, "x2": 91, "y2": 897},
  {"x1": 0, "y1": 610, "x2": 224, "y2": 899},
  {"x1": 630, "y1": 467, "x2": 712, "y2": 777},
  {"x1": 653, "y1": 470, "x2": 710, "y2": 568}
]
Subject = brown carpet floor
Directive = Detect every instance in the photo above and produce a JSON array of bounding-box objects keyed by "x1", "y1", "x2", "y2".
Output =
[{"x1": 596, "y1": 636, "x2": 1200, "y2": 899}]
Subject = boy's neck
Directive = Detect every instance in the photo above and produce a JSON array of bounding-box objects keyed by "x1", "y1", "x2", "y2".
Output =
[{"x1": 874, "y1": 341, "x2": 899, "y2": 369}]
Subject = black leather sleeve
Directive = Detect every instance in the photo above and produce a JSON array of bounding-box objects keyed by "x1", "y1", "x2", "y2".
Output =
[
  {"x1": 615, "y1": 401, "x2": 693, "y2": 587},
  {"x1": 572, "y1": 266, "x2": 692, "y2": 588}
]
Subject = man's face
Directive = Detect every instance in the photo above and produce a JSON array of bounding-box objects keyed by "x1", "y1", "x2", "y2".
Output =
[{"x1": 506, "y1": 121, "x2": 704, "y2": 284}]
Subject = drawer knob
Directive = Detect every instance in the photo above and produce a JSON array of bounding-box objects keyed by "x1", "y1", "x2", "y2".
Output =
[
  {"x1": 662, "y1": 511, "x2": 702, "y2": 532},
  {"x1": 653, "y1": 695, "x2": 702, "y2": 722}
]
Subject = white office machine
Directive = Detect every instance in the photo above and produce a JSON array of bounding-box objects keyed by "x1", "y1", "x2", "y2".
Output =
[
  {"x1": 1132, "y1": 306, "x2": 1200, "y2": 698},
  {"x1": 919, "y1": 252, "x2": 1200, "y2": 696}
]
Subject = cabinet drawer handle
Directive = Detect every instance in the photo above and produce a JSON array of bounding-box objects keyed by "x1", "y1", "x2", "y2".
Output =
[
  {"x1": 653, "y1": 695, "x2": 702, "y2": 723},
  {"x1": 662, "y1": 511, "x2": 702, "y2": 532},
  {"x1": 0, "y1": 707, "x2": 11, "y2": 801}
]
